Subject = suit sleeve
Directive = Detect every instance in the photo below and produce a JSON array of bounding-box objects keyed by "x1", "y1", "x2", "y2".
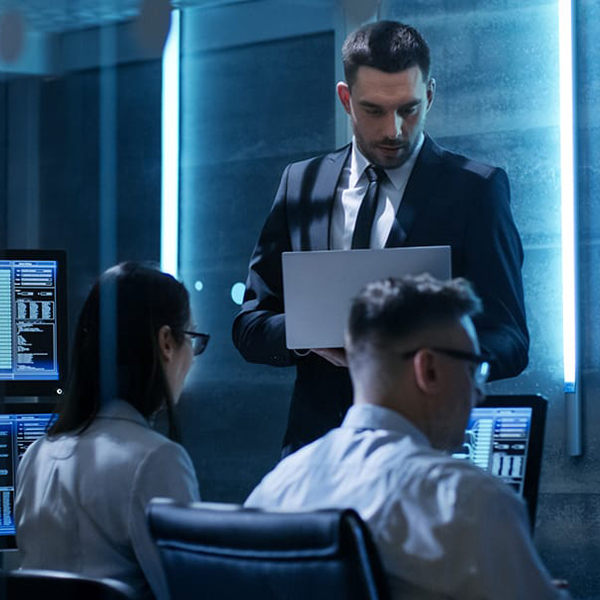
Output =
[
  {"x1": 465, "y1": 168, "x2": 529, "y2": 379},
  {"x1": 232, "y1": 165, "x2": 296, "y2": 367}
]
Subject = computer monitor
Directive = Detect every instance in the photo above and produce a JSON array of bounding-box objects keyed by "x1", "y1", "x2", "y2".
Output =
[
  {"x1": 452, "y1": 394, "x2": 547, "y2": 528},
  {"x1": 0, "y1": 402, "x2": 57, "y2": 550},
  {"x1": 0, "y1": 250, "x2": 68, "y2": 397}
]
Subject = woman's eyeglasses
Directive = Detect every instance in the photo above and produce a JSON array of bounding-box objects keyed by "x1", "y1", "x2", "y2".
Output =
[{"x1": 183, "y1": 331, "x2": 210, "y2": 356}]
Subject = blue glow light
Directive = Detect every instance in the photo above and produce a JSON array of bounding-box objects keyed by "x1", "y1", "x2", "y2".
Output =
[
  {"x1": 231, "y1": 282, "x2": 246, "y2": 306},
  {"x1": 559, "y1": 0, "x2": 582, "y2": 456},
  {"x1": 160, "y1": 9, "x2": 180, "y2": 278},
  {"x1": 558, "y1": 0, "x2": 576, "y2": 389}
]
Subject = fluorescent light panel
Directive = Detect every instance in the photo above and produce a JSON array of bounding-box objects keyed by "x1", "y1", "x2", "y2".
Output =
[
  {"x1": 161, "y1": 9, "x2": 181, "y2": 278},
  {"x1": 559, "y1": 0, "x2": 576, "y2": 390},
  {"x1": 559, "y1": 0, "x2": 582, "y2": 456}
]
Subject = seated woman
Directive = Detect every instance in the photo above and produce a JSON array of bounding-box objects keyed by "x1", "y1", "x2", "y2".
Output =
[{"x1": 15, "y1": 262, "x2": 208, "y2": 600}]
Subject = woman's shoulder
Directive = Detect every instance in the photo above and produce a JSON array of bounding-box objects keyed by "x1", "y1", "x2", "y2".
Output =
[
  {"x1": 21, "y1": 432, "x2": 77, "y2": 463},
  {"x1": 88, "y1": 412, "x2": 182, "y2": 458}
]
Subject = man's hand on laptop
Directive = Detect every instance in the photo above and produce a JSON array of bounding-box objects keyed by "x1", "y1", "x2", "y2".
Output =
[{"x1": 311, "y1": 348, "x2": 348, "y2": 367}]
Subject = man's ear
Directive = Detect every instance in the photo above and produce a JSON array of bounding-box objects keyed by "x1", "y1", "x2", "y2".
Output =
[
  {"x1": 413, "y1": 349, "x2": 440, "y2": 393},
  {"x1": 426, "y1": 77, "x2": 435, "y2": 112},
  {"x1": 157, "y1": 324, "x2": 175, "y2": 363},
  {"x1": 336, "y1": 81, "x2": 352, "y2": 115}
]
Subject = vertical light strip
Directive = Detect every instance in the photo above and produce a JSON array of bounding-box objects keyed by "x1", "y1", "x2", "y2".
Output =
[
  {"x1": 99, "y1": 19, "x2": 118, "y2": 403},
  {"x1": 558, "y1": 0, "x2": 581, "y2": 455},
  {"x1": 161, "y1": 9, "x2": 181, "y2": 278}
]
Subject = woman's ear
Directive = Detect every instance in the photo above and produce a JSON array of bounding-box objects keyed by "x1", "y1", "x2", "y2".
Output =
[
  {"x1": 413, "y1": 349, "x2": 441, "y2": 394},
  {"x1": 157, "y1": 325, "x2": 175, "y2": 363}
]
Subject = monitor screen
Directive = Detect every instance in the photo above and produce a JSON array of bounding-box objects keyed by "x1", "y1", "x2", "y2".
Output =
[
  {"x1": 0, "y1": 403, "x2": 57, "y2": 550},
  {"x1": 452, "y1": 395, "x2": 547, "y2": 528},
  {"x1": 0, "y1": 250, "x2": 67, "y2": 397}
]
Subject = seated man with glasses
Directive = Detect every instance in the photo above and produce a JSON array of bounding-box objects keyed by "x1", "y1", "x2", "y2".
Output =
[{"x1": 245, "y1": 274, "x2": 568, "y2": 600}]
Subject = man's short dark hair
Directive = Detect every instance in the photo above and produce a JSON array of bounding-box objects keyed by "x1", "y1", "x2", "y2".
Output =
[
  {"x1": 342, "y1": 20, "x2": 431, "y2": 88},
  {"x1": 347, "y1": 274, "x2": 482, "y2": 350}
]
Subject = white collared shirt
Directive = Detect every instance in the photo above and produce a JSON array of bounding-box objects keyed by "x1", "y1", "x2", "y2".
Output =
[
  {"x1": 330, "y1": 134, "x2": 424, "y2": 250},
  {"x1": 245, "y1": 404, "x2": 568, "y2": 600},
  {"x1": 16, "y1": 399, "x2": 200, "y2": 600}
]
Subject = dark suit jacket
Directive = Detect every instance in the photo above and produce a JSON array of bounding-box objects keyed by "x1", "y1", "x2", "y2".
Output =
[{"x1": 232, "y1": 136, "x2": 529, "y2": 453}]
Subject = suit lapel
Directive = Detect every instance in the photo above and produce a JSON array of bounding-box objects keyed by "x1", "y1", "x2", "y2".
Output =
[
  {"x1": 305, "y1": 146, "x2": 350, "y2": 250},
  {"x1": 385, "y1": 135, "x2": 443, "y2": 247}
]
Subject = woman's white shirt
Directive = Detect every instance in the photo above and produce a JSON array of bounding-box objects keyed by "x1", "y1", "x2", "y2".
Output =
[{"x1": 15, "y1": 398, "x2": 200, "y2": 600}]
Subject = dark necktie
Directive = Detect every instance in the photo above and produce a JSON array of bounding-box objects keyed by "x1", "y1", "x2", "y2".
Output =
[{"x1": 351, "y1": 165, "x2": 386, "y2": 249}]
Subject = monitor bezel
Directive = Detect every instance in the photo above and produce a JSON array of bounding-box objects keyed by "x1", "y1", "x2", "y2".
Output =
[
  {"x1": 0, "y1": 249, "x2": 68, "y2": 397},
  {"x1": 476, "y1": 394, "x2": 548, "y2": 530},
  {"x1": 0, "y1": 401, "x2": 58, "y2": 551}
]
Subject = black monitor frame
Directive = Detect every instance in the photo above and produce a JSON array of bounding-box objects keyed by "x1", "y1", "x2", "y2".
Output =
[
  {"x1": 0, "y1": 401, "x2": 57, "y2": 550},
  {"x1": 472, "y1": 394, "x2": 547, "y2": 529},
  {"x1": 0, "y1": 250, "x2": 68, "y2": 397}
]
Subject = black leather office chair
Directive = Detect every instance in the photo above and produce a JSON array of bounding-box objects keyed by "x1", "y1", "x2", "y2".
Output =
[
  {"x1": 0, "y1": 568, "x2": 139, "y2": 600},
  {"x1": 147, "y1": 499, "x2": 391, "y2": 600}
]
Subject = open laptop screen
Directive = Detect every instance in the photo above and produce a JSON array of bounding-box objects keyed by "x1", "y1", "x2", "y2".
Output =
[
  {"x1": 0, "y1": 403, "x2": 57, "y2": 550},
  {"x1": 452, "y1": 395, "x2": 547, "y2": 529},
  {"x1": 282, "y1": 246, "x2": 451, "y2": 349}
]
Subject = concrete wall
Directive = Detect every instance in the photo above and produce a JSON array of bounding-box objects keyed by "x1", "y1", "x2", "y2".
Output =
[{"x1": 177, "y1": 3, "x2": 335, "y2": 500}]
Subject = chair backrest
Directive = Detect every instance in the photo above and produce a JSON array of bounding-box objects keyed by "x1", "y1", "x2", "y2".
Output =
[
  {"x1": 0, "y1": 568, "x2": 139, "y2": 600},
  {"x1": 147, "y1": 499, "x2": 391, "y2": 600}
]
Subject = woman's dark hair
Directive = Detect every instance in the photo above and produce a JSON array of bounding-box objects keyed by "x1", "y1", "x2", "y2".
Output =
[{"x1": 50, "y1": 262, "x2": 190, "y2": 440}]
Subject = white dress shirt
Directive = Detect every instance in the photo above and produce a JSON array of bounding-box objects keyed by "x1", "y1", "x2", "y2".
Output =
[
  {"x1": 330, "y1": 135, "x2": 424, "y2": 250},
  {"x1": 246, "y1": 404, "x2": 568, "y2": 600},
  {"x1": 15, "y1": 399, "x2": 200, "y2": 600}
]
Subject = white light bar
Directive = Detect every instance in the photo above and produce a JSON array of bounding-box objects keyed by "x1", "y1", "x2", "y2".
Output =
[
  {"x1": 558, "y1": 0, "x2": 581, "y2": 455},
  {"x1": 161, "y1": 9, "x2": 181, "y2": 278}
]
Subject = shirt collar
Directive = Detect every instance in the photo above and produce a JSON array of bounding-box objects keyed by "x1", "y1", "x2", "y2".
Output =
[
  {"x1": 341, "y1": 403, "x2": 430, "y2": 447},
  {"x1": 96, "y1": 398, "x2": 150, "y2": 428},
  {"x1": 349, "y1": 133, "x2": 425, "y2": 190}
]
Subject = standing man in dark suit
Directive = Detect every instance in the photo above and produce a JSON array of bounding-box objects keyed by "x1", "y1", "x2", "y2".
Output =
[{"x1": 232, "y1": 20, "x2": 529, "y2": 456}]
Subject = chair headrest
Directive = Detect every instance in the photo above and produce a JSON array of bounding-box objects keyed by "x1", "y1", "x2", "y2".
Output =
[{"x1": 148, "y1": 499, "x2": 364, "y2": 557}]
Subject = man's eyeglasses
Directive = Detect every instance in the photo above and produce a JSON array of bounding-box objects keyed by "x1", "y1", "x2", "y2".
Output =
[
  {"x1": 401, "y1": 347, "x2": 490, "y2": 388},
  {"x1": 183, "y1": 331, "x2": 210, "y2": 356}
]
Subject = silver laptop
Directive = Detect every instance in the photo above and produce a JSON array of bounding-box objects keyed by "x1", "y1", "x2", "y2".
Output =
[{"x1": 282, "y1": 246, "x2": 451, "y2": 349}]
